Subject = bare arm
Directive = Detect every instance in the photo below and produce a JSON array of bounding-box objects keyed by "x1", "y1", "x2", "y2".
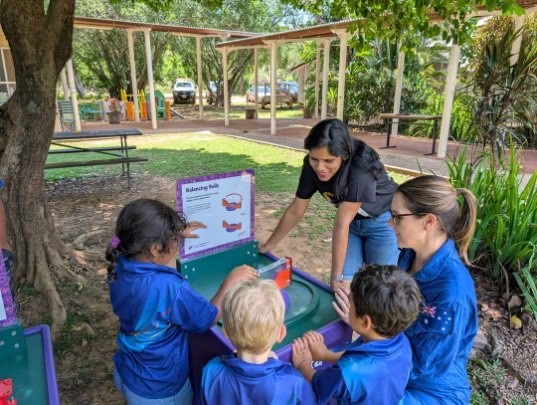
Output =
[
  {"x1": 292, "y1": 337, "x2": 316, "y2": 382},
  {"x1": 210, "y1": 265, "x2": 258, "y2": 324},
  {"x1": 330, "y1": 202, "x2": 360, "y2": 290},
  {"x1": 259, "y1": 197, "x2": 309, "y2": 253}
]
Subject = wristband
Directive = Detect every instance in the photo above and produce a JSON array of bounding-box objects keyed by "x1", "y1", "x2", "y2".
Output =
[{"x1": 330, "y1": 274, "x2": 344, "y2": 282}]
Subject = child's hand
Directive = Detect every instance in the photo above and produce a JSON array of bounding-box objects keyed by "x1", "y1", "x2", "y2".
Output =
[
  {"x1": 292, "y1": 337, "x2": 312, "y2": 371},
  {"x1": 182, "y1": 221, "x2": 207, "y2": 238},
  {"x1": 303, "y1": 331, "x2": 329, "y2": 361},
  {"x1": 224, "y1": 265, "x2": 258, "y2": 287},
  {"x1": 332, "y1": 287, "x2": 351, "y2": 325}
]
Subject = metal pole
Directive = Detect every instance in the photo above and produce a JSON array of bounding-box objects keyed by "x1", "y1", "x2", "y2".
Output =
[
  {"x1": 222, "y1": 47, "x2": 229, "y2": 126},
  {"x1": 314, "y1": 43, "x2": 321, "y2": 119},
  {"x1": 437, "y1": 44, "x2": 461, "y2": 158},
  {"x1": 143, "y1": 29, "x2": 157, "y2": 130},
  {"x1": 66, "y1": 59, "x2": 81, "y2": 133},
  {"x1": 196, "y1": 36, "x2": 204, "y2": 119},
  {"x1": 334, "y1": 30, "x2": 349, "y2": 120},
  {"x1": 391, "y1": 41, "x2": 405, "y2": 137},
  {"x1": 127, "y1": 29, "x2": 140, "y2": 122},
  {"x1": 321, "y1": 39, "x2": 331, "y2": 120}
]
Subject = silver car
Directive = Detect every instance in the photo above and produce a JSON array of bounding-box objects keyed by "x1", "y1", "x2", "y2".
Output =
[{"x1": 246, "y1": 84, "x2": 293, "y2": 108}]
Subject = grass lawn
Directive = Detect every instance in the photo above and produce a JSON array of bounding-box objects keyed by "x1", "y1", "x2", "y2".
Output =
[
  {"x1": 46, "y1": 132, "x2": 410, "y2": 240},
  {"x1": 171, "y1": 100, "x2": 304, "y2": 120}
]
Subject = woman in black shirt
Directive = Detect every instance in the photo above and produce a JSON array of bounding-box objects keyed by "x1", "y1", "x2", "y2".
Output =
[{"x1": 260, "y1": 119, "x2": 399, "y2": 290}]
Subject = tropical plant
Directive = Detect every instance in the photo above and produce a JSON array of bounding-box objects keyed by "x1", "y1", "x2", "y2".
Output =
[
  {"x1": 408, "y1": 92, "x2": 478, "y2": 142},
  {"x1": 448, "y1": 145, "x2": 537, "y2": 319},
  {"x1": 470, "y1": 16, "x2": 537, "y2": 160}
]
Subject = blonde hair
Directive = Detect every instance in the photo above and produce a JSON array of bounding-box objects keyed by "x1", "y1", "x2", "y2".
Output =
[
  {"x1": 222, "y1": 279, "x2": 285, "y2": 354},
  {"x1": 397, "y1": 175, "x2": 477, "y2": 264}
]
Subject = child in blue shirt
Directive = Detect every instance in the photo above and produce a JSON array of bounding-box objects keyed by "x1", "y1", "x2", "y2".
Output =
[
  {"x1": 292, "y1": 264, "x2": 421, "y2": 404},
  {"x1": 106, "y1": 198, "x2": 257, "y2": 404},
  {"x1": 202, "y1": 279, "x2": 315, "y2": 404}
]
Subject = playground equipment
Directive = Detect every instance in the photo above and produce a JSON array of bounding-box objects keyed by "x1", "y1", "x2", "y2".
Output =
[
  {"x1": 0, "y1": 251, "x2": 59, "y2": 404},
  {"x1": 121, "y1": 89, "x2": 170, "y2": 121},
  {"x1": 175, "y1": 170, "x2": 352, "y2": 404}
]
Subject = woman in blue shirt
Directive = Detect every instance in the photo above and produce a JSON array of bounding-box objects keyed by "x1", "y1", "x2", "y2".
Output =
[
  {"x1": 391, "y1": 175, "x2": 478, "y2": 404},
  {"x1": 333, "y1": 174, "x2": 478, "y2": 404}
]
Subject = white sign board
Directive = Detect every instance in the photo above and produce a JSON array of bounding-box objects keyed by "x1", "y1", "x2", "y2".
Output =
[{"x1": 176, "y1": 170, "x2": 254, "y2": 261}]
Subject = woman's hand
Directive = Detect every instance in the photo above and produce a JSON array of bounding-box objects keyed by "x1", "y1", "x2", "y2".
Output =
[
  {"x1": 182, "y1": 221, "x2": 206, "y2": 238},
  {"x1": 332, "y1": 286, "x2": 351, "y2": 325},
  {"x1": 258, "y1": 242, "x2": 273, "y2": 254}
]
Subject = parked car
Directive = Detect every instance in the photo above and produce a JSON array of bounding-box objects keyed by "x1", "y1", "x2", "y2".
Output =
[
  {"x1": 206, "y1": 81, "x2": 217, "y2": 105},
  {"x1": 173, "y1": 79, "x2": 196, "y2": 104},
  {"x1": 246, "y1": 84, "x2": 293, "y2": 109},
  {"x1": 281, "y1": 81, "x2": 299, "y2": 102}
]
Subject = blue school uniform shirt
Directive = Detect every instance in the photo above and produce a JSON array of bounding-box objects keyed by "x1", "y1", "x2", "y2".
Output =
[
  {"x1": 202, "y1": 354, "x2": 315, "y2": 404},
  {"x1": 109, "y1": 256, "x2": 217, "y2": 399},
  {"x1": 398, "y1": 239, "x2": 478, "y2": 404},
  {"x1": 312, "y1": 333, "x2": 413, "y2": 404}
]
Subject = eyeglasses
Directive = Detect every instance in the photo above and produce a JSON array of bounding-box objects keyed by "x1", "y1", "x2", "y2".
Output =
[{"x1": 390, "y1": 211, "x2": 427, "y2": 225}]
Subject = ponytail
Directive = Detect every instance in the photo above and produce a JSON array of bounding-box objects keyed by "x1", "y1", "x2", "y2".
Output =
[
  {"x1": 397, "y1": 175, "x2": 478, "y2": 265},
  {"x1": 452, "y1": 188, "x2": 477, "y2": 264},
  {"x1": 105, "y1": 243, "x2": 120, "y2": 282}
]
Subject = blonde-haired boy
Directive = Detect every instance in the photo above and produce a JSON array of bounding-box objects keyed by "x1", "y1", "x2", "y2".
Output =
[{"x1": 201, "y1": 279, "x2": 314, "y2": 404}]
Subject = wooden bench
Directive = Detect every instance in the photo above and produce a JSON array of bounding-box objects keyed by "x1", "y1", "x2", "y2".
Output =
[
  {"x1": 46, "y1": 129, "x2": 147, "y2": 188},
  {"x1": 45, "y1": 157, "x2": 148, "y2": 169},
  {"x1": 48, "y1": 146, "x2": 136, "y2": 154}
]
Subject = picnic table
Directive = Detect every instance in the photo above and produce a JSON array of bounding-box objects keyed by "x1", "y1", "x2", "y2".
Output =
[
  {"x1": 379, "y1": 113, "x2": 442, "y2": 155},
  {"x1": 46, "y1": 128, "x2": 148, "y2": 188}
]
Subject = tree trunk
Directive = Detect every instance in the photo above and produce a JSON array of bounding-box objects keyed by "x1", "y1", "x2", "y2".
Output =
[{"x1": 0, "y1": 0, "x2": 75, "y2": 339}]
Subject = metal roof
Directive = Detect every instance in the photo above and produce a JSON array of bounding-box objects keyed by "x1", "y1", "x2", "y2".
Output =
[
  {"x1": 215, "y1": 19, "x2": 356, "y2": 48},
  {"x1": 74, "y1": 16, "x2": 260, "y2": 38},
  {"x1": 216, "y1": 1, "x2": 537, "y2": 49}
]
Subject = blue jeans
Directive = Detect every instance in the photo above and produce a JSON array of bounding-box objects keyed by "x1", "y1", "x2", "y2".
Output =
[
  {"x1": 342, "y1": 211, "x2": 399, "y2": 280},
  {"x1": 114, "y1": 368, "x2": 193, "y2": 405}
]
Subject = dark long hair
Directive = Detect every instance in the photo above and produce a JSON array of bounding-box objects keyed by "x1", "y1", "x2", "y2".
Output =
[
  {"x1": 304, "y1": 118, "x2": 383, "y2": 199},
  {"x1": 105, "y1": 199, "x2": 188, "y2": 281}
]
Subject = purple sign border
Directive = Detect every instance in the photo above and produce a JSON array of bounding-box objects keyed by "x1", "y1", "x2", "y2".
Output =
[
  {"x1": 176, "y1": 169, "x2": 255, "y2": 261},
  {"x1": 0, "y1": 249, "x2": 16, "y2": 327}
]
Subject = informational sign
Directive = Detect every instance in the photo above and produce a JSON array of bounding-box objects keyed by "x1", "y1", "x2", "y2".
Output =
[
  {"x1": 176, "y1": 170, "x2": 255, "y2": 261},
  {"x1": 0, "y1": 250, "x2": 16, "y2": 328}
]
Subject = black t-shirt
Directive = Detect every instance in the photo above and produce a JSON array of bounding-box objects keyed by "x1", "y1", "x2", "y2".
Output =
[{"x1": 295, "y1": 151, "x2": 397, "y2": 218}]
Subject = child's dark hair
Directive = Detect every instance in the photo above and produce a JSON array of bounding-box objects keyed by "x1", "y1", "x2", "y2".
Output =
[
  {"x1": 105, "y1": 199, "x2": 188, "y2": 281},
  {"x1": 304, "y1": 118, "x2": 383, "y2": 200},
  {"x1": 350, "y1": 265, "x2": 421, "y2": 338}
]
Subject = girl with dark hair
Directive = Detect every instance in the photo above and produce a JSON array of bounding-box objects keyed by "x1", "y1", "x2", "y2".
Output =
[
  {"x1": 260, "y1": 118, "x2": 399, "y2": 290},
  {"x1": 106, "y1": 198, "x2": 256, "y2": 404}
]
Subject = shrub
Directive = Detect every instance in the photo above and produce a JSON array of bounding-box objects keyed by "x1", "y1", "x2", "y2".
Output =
[{"x1": 448, "y1": 145, "x2": 537, "y2": 319}]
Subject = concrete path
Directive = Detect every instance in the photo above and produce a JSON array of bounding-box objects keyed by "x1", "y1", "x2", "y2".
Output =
[{"x1": 78, "y1": 117, "x2": 537, "y2": 178}]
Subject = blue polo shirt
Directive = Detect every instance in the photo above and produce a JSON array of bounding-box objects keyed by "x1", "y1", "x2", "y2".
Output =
[
  {"x1": 109, "y1": 256, "x2": 217, "y2": 399},
  {"x1": 399, "y1": 239, "x2": 478, "y2": 404},
  {"x1": 312, "y1": 333, "x2": 413, "y2": 404},
  {"x1": 202, "y1": 354, "x2": 315, "y2": 404}
]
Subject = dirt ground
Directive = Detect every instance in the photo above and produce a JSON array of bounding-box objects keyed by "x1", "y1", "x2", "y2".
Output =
[{"x1": 17, "y1": 173, "x2": 537, "y2": 404}]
